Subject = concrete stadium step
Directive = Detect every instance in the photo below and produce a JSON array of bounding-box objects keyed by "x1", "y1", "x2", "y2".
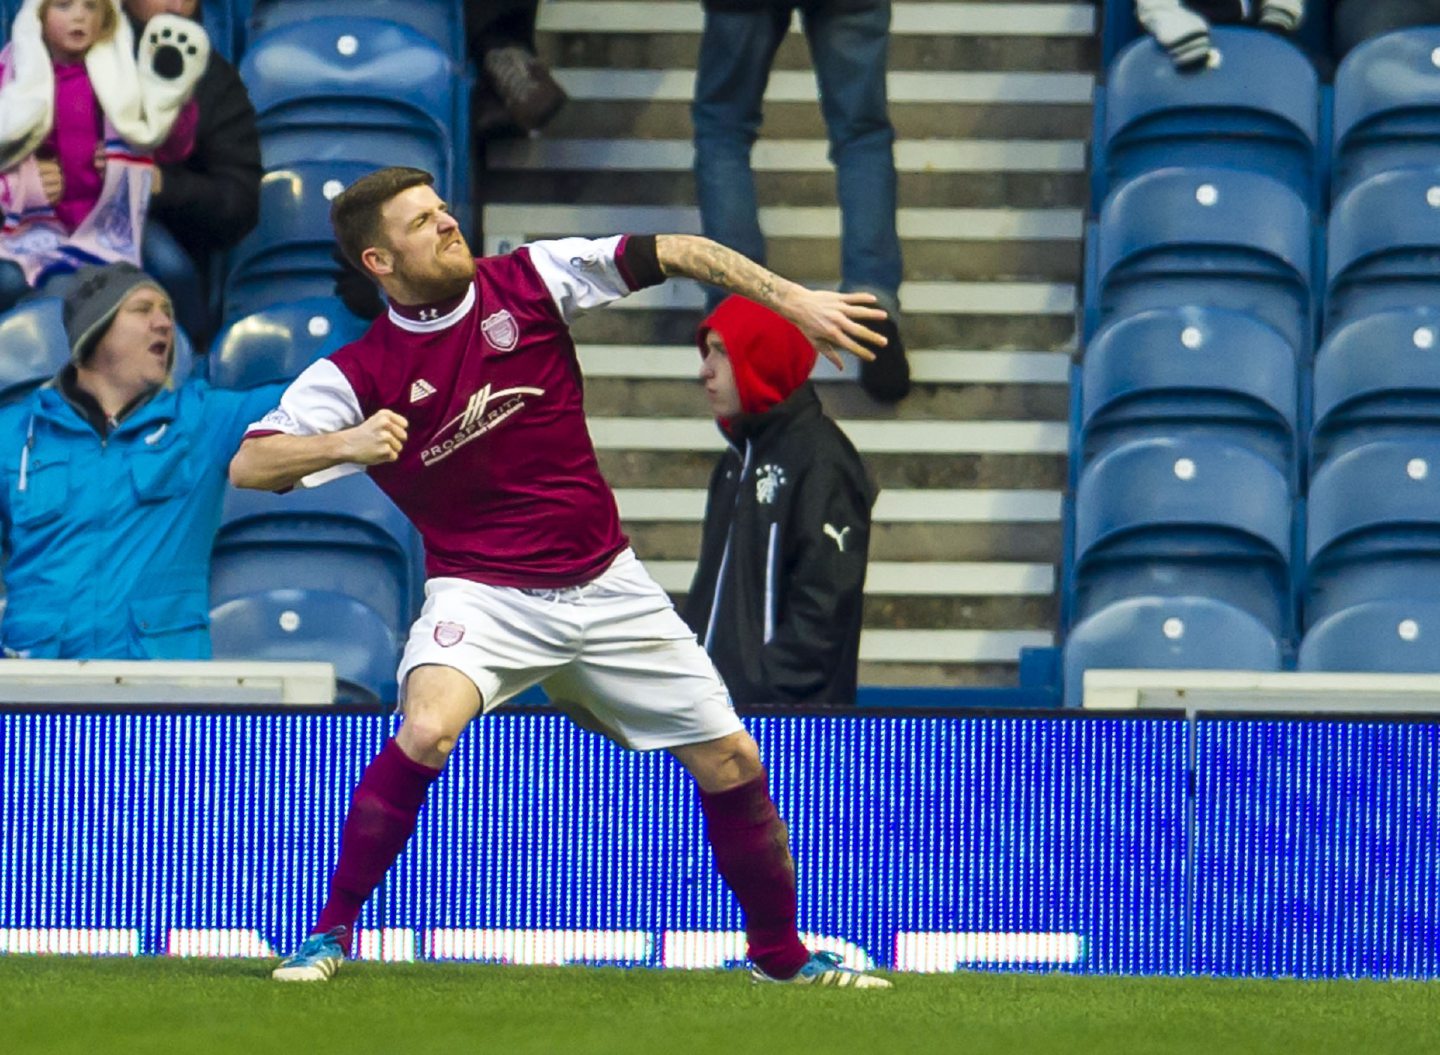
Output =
[
  {"x1": 485, "y1": 204, "x2": 1082, "y2": 282},
  {"x1": 537, "y1": 2, "x2": 1097, "y2": 73},
  {"x1": 482, "y1": 170, "x2": 1089, "y2": 210},
  {"x1": 509, "y1": 0, "x2": 1090, "y2": 681},
  {"x1": 566, "y1": 307, "x2": 1076, "y2": 350}
]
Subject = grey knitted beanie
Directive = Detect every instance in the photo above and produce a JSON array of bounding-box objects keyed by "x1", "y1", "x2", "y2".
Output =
[{"x1": 61, "y1": 263, "x2": 168, "y2": 366}]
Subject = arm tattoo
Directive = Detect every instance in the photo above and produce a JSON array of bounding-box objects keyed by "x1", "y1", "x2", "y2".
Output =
[{"x1": 657, "y1": 235, "x2": 789, "y2": 310}]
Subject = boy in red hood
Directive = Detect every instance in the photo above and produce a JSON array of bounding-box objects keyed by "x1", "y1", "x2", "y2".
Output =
[{"x1": 685, "y1": 295, "x2": 877, "y2": 705}]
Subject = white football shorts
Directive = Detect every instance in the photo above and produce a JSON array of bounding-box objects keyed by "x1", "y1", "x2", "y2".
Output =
[{"x1": 397, "y1": 548, "x2": 743, "y2": 751}]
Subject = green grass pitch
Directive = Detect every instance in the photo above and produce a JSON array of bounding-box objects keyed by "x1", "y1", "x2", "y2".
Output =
[{"x1": 3, "y1": 957, "x2": 1440, "y2": 1054}]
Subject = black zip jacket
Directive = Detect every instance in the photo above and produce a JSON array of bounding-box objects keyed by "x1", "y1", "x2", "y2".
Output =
[{"x1": 683, "y1": 384, "x2": 877, "y2": 705}]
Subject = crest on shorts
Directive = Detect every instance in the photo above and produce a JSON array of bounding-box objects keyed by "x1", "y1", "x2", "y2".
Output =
[
  {"x1": 433, "y1": 621, "x2": 466, "y2": 648},
  {"x1": 481, "y1": 309, "x2": 520, "y2": 352}
]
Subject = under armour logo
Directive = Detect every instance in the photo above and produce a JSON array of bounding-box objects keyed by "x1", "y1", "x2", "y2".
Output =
[
  {"x1": 418, "y1": 308, "x2": 440, "y2": 321},
  {"x1": 823, "y1": 523, "x2": 851, "y2": 552}
]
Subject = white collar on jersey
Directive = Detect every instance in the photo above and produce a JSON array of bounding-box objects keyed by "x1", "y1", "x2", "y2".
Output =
[{"x1": 387, "y1": 283, "x2": 477, "y2": 333}]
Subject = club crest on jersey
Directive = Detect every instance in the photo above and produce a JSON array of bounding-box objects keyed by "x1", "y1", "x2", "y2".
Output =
[
  {"x1": 433, "y1": 621, "x2": 465, "y2": 648},
  {"x1": 481, "y1": 309, "x2": 520, "y2": 352},
  {"x1": 756, "y1": 464, "x2": 787, "y2": 504}
]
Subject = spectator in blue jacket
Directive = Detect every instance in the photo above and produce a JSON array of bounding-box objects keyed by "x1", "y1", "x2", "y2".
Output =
[{"x1": 0, "y1": 262, "x2": 283, "y2": 659}]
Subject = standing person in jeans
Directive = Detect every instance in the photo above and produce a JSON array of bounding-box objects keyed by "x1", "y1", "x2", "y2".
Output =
[{"x1": 692, "y1": 0, "x2": 909, "y2": 404}]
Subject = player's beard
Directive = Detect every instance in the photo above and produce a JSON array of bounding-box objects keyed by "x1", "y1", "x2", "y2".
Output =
[{"x1": 405, "y1": 237, "x2": 476, "y2": 303}]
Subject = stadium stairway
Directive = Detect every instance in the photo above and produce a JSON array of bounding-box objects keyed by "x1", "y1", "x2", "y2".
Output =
[{"x1": 482, "y1": 0, "x2": 1093, "y2": 687}]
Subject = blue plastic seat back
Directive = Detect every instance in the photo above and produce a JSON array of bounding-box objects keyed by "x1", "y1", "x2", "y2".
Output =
[
  {"x1": 210, "y1": 588, "x2": 399, "y2": 705},
  {"x1": 1074, "y1": 436, "x2": 1293, "y2": 634},
  {"x1": 1076, "y1": 435, "x2": 1293, "y2": 564},
  {"x1": 209, "y1": 297, "x2": 370, "y2": 388},
  {"x1": 1095, "y1": 167, "x2": 1312, "y2": 348},
  {"x1": 1063, "y1": 596, "x2": 1283, "y2": 707},
  {"x1": 1081, "y1": 306, "x2": 1298, "y2": 473},
  {"x1": 213, "y1": 474, "x2": 422, "y2": 630},
  {"x1": 241, "y1": 17, "x2": 456, "y2": 181},
  {"x1": 1299, "y1": 599, "x2": 1440, "y2": 672},
  {"x1": 1103, "y1": 28, "x2": 1319, "y2": 204},
  {"x1": 200, "y1": 1, "x2": 240, "y2": 60},
  {"x1": 1307, "y1": 439, "x2": 1440, "y2": 564},
  {"x1": 249, "y1": 0, "x2": 463, "y2": 61},
  {"x1": 0, "y1": 299, "x2": 68, "y2": 405},
  {"x1": 1327, "y1": 168, "x2": 1440, "y2": 331},
  {"x1": 222, "y1": 163, "x2": 375, "y2": 323},
  {"x1": 1305, "y1": 439, "x2": 1440, "y2": 625},
  {"x1": 0, "y1": 0, "x2": 21, "y2": 49},
  {"x1": 1312, "y1": 307, "x2": 1440, "y2": 468},
  {"x1": 1333, "y1": 28, "x2": 1440, "y2": 198}
]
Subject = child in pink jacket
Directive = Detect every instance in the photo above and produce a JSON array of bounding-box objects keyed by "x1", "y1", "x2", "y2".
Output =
[{"x1": 0, "y1": 0, "x2": 209, "y2": 308}]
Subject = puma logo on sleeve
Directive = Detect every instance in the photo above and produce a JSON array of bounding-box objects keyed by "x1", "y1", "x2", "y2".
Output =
[{"x1": 823, "y1": 523, "x2": 851, "y2": 552}]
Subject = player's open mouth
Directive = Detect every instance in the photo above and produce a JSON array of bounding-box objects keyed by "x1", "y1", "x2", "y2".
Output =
[{"x1": 148, "y1": 340, "x2": 168, "y2": 357}]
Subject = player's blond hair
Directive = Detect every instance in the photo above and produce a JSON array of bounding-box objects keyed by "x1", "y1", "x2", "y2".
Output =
[
  {"x1": 38, "y1": 0, "x2": 120, "y2": 47},
  {"x1": 330, "y1": 167, "x2": 436, "y2": 274}
]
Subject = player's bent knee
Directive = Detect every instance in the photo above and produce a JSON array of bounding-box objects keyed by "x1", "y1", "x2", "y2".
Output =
[
  {"x1": 674, "y1": 730, "x2": 764, "y2": 792},
  {"x1": 396, "y1": 665, "x2": 484, "y2": 768}
]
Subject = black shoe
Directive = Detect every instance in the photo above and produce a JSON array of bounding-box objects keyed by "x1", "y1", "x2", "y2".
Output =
[
  {"x1": 483, "y1": 46, "x2": 568, "y2": 133},
  {"x1": 859, "y1": 316, "x2": 910, "y2": 403}
]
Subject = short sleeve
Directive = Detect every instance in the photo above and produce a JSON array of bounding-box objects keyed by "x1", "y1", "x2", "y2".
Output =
[
  {"x1": 242, "y1": 359, "x2": 366, "y2": 488},
  {"x1": 522, "y1": 236, "x2": 635, "y2": 324}
]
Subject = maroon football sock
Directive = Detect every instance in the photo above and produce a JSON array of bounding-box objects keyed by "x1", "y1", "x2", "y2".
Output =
[
  {"x1": 699, "y1": 771, "x2": 810, "y2": 979},
  {"x1": 313, "y1": 739, "x2": 442, "y2": 952}
]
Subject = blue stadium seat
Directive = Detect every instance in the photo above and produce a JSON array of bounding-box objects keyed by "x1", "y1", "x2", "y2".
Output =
[
  {"x1": 1333, "y1": 28, "x2": 1440, "y2": 200},
  {"x1": 222, "y1": 162, "x2": 377, "y2": 323},
  {"x1": 1064, "y1": 596, "x2": 1283, "y2": 707},
  {"x1": 1326, "y1": 168, "x2": 1440, "y2": 333},
  {"x1": 249, "y1": 0, "x2": 464, "y2": 62},
  {"x1": 209, "y1": 297, "x2": 370, "y2": 388},
  {"x1": 210, "y1": 588, "x2": 399, "y2": 705},
  {"x1": 0, "y1": 296, "x2": 196, "y2": 403},
  {"x1": 0, "y1": 299, "x2": 68, "y2": 406},
  {"x1": 1101, "y1": 28, "x2": 1320, "y2": 206},
  {"x1": 1073, "y1": 436, "x2": 1293, "y2": 635},
  {"x1": 241, "y1": 17, "x2": 458, "y2": 187},
  {"x1": 1081, "y1": 306, "x2": 1298, "y2": 476},
  {"x1": 201, "y1": 0, "x2": 240, "y2": 61},
  {"x1": 1091, "y1": 167, "x2": 1313, "y2": 355},
  {"x1": 212, "y1": 473, "x2": 423, "y2": 635},
  {"x1": 1305, "y1": 440, "x2": 1440, "y2": 628},
  {"x1": 1311, "y1": 307, "x2": 1440, "y2": 469},
  {"x1": 1299, "y1": 599, "x2": 1440, "y2": 673}
]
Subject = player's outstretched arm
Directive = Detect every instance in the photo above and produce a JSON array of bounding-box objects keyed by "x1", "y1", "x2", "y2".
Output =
[
  {"x1": 655, "y1": 234, "x2": 888, "y2": 369},
  {"x1": 229, "y1": 410, "x2": 409, "y2": 492}
]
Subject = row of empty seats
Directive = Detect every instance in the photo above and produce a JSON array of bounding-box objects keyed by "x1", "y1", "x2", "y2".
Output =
[
  {"x1": 1066, "y1": 436, "x2": 1440, "y2": 704},
  {"x1": 1081, "y1": 303, "x2": 1440, "y2": 482},
  {"x1": 1097, "y1": 28, "x2": 1440, "y2": 205},
  {"x1": 1066, "y1": 26, "x2": 1440, "y2": 698}
]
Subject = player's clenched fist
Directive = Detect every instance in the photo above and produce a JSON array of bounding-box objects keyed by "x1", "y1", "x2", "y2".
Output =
[{"x1": 340, "y1": 409, "x2": 409, "y2": 464}]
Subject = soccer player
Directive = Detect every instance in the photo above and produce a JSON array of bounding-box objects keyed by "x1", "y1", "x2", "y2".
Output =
[{"x1": 230, "y1": 166, "x2": 892, "y2": 989}]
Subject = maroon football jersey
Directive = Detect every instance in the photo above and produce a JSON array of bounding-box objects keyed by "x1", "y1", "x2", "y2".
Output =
[{"x1": 247, "y1": 236, "x2": 648, "y2": 589}]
